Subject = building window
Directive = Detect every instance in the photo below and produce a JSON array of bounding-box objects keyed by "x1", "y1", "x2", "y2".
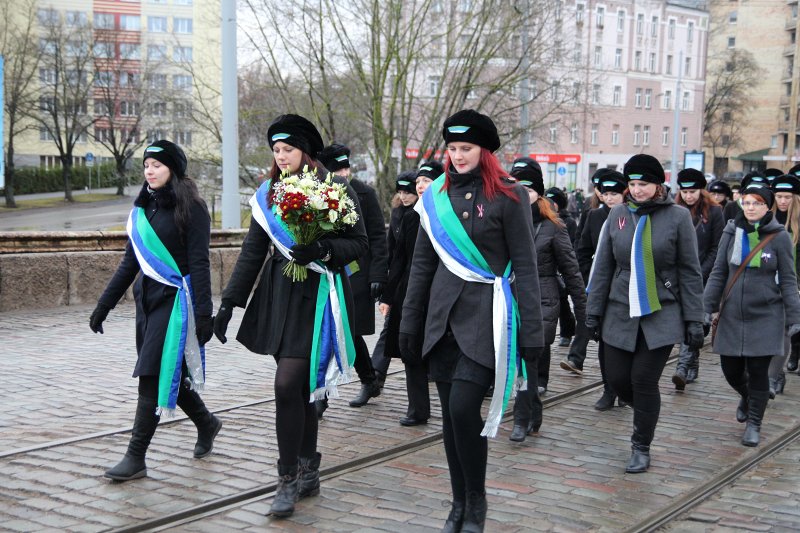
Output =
[
  {"x1": 173, "y1": 46, "x2": 193, "y2": 62},
  {"x1": 65, "y1": 11, "x2": 88, "y2": 27},
  {"x1": 120, "y1": 15, "x2": 141, "y2": 31},
  {"x1": 644, "y1": 89, "x2": 652, "y2": 109},
  {"x1": 94, "y1": 13, "x2": 115, "y2": 29},
  {"x1": 147, "y1": 129, "x2": 167, "y2": 142},
  {"x1": 119, "y1": 101, "x2": 140, "y2": 117},
  {"x1": 572, "y1": 81, "x2": 581, "y2": 100},
  {"x1": 174, "y1": 131, "x2": 192, "y2": 145},
  {"x1": 554, "y1": 0, "x2": 562, "y2": 20},
  {"x1": 649, "y1": 52, "x2": 656, "y2": 73},
  {"x1": 39, "y1": 68, "x2": 56, "y2": 85},
  {"x1": 613, "y1": 85, "x2": 621, "y2": 106},
  {"x1": 617, "y1": 9, "x2": 625, "y2": 32},
  {"x1": 173, "y1": 17, "x2": 193, "y2": 34},
  {"x1": 663, "y1": 90, "x2": 672, "y2": 109},
  {"x1": 94, "y1": 127, "x2": 112, "y2": 142},
  {"x1": 682, "y1": 91, "x2": 690, "y2": 110},
  {"x1": 633, "y1": 125, "x2": 641, "y2": 146},
  {"x1": 173, "y1": 74, "x2": 192, "y2": 92},
  {"x1": 570, "y1": 123, "x2": 578, "y2": 144},
  {"x1": 635, "y1": 88, "x2": 642, "y2": 107},
  {"x1": 428, "y1": 76, "x2": 440, "y2": 96},
  {"x1": 685, "y1": 57, "x2": 692, "y2": 76},
  {"x1": 722, "y1": 135, "x2": 730, "y2": 147},
  {"x1": 666, "y1": 55, "x2": 673, "y2": 75},
  {"x1": 651, "y1": 16, "x2": 658, "y2": 38},
  {"x1": 94, "y1": 101, "x2": 111, "y2": 116},
  {"x1": 150, "y1": 102, "x2": 167, "y2": 116},
  {"x1": 119, "y1": 43, "x2": 141, "y2": 60},
  {"x1": 573, "y1": 45, "x2": 582, "y2": 64},
  {"x1": 432, "y1": 0, "x2": 443, "y2": 13},
  {"x1": 148, "y1": 16, "x2": 167, "y2": 32},
  {"x1": 550, "y1": 81, "x2": 560, "y2": 101},
  {"x1": 662, "y1": 126, "x2": 669, "y2": 146},
  {"x1": 149, "y1": 74, "x2": 167, "y2": 89},
  {"x1": 634, "y1": 51, "x2": 641, "y2": 70},
  {"x1": 591, "y1": 123, "x2": 598, "y2": 145},
  {"x1": 643, "y1": 125, "x2": 650, "y2": 146},
  {"x1": 120, "y1": 72, "x2": 140, "y2": 87},
  {"x1": 148, "y1": 45, "x2": 167, "y2": 60},
  {"x1": 576, "y1": 3, "x2": 585, "y2": 24},
  {"x1": 93, "y1": 42, "x2": 114, "y2": 59},
  {"x1": 668, "y1": 19, "x2": 676, "y2": 39},
  {"x1": 40, "y1": 155, "x2": 60, "y2": 168},
  {"x1": 37, "y1": 8, "x2": 59, "y2": 25},
  {"x1": 729, "y1": 11, "x2": 737, "y2": 24},
  {"x1": 728, "y1": 36, "x2": 736, "y2": 49},
  {"x1": 594, "y1": 46, "x2": 602, "y2": 68},
  {"x1": 39, "y1": 96, "x2": 54, "y2": 112},
  {"x1": 174, "y1": 101, "x2": 192, "y2": 118},
  {"x1": 681, "y1": 127, "x2": 688, "y2": 146},
  {"x1": 458, "y1": 0, "x2": 472, "y2": 13},
  {"x1": 592, "y1": 84, "x2": 600, "y2": 104},
  {"x1": 95, "y1": 71, "x2": 112, "y2": 87},
  {"x1": 612, "y1": 125, "x2": 620, "y2": 145},
  {"x1": 616, "y1": 49, "x2": 624, "y2": 69},
  {"x1": 549, "y1": 124, "x2": 557, "y2": 143},
  {"x1": 596, "y1": 6, "x2": 605, "y2": 28},
  {"x1": 636, "y1": 13, "x2": 644, "y2": 35},
  {"x1": 771, "y1": 135, "x2": 779, "y2": 149},
  {"x1": 687, "y1": 21, "x2": 694, "y2": 42},
  {"x1": 175, "y1": 0, "x2": 193, "y2": 4}
]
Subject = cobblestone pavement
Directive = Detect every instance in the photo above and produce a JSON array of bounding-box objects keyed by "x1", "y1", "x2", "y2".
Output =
[{"x1": 1, "y1": 303, "x2": 799, "y2": 532}]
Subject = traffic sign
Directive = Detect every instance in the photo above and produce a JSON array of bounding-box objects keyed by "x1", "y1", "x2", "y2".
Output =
[{"x1": 85, "y1": 152, "x2": 94, "y2": 167}]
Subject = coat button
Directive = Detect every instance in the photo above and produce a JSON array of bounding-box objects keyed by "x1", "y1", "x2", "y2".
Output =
[
  {"x1": 465, "y1": 192, "x2": 473, "y2": 200},
  {"x1": 462, "y1": 211, "x2": 469, "y2": 219}
]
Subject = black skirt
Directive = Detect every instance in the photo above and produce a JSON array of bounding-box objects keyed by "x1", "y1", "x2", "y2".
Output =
[{"x1": 427, "y1": 330, "x2": 494, "y2": 387}]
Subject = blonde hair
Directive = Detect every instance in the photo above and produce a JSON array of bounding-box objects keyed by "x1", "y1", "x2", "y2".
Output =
[{"x1": 774, "y1": 194, "x2": 800, "y2": 246}]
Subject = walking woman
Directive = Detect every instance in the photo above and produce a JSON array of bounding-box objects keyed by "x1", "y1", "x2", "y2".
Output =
[
  {"x1": 704, "y1": 184, "x2": 800, "y2": 446},
  {"x1": 212, "y1": 114, "x2": 367, "y2": 517},
  {"x1": 671, "y1": 169, "x2": 724, "y2": 389},
  {"x1": 586, "y1": 154, "x2": 705, "y2": 473},
  {"x1": 89, "y1": 140, "x2": 220, "y2": 481},
  {"x1": 768, "y1": 174, "x2": 800, "y2": 393},
  {"x1": 401, "y1": 110, "x2": 543, "y2": 532},
  {"x1": 508, "y1": 158, "x2": 586, "y2": 442}
]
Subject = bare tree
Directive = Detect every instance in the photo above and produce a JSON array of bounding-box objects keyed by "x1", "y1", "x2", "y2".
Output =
[{"x1": 0, "y1": 0, "x2": 43, "y2": 207}]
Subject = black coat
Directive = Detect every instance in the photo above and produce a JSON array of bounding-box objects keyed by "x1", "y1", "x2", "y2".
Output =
[
  {"x1": 558, "y1": 208, "x2": 578, "y2": 244},
  {"x1": 575, "y1": 205, "x2": 610, "y2": 283},
  {"x1": 401, "y1": 170, "x2": 544, "y2": 369},
  {"x1": 99, "y1": 183, "x2": 212, "y2": 377},
  {"x1": 222, "y1": 177, "x2": 368, "y2": 357},
  {"x1": 348, "y1": 178, "x2": 388, "y2": 335},
  {"x1": 691, "y1": 205, "x2": 725, "y2": 282},
  {"x1": 723, "y1": 200, "x2": 741, "y2": 222}
]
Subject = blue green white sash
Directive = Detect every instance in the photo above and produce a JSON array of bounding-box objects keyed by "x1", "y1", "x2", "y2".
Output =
[
  {"x1": 127, "y1": 207, "x2": 205, "y2": 417},
  {"x1": 250, "y1": 180, "x2": 356, "y2": 401},
  {"x1": 415, "y1": 174, "x2": 520, "y2": 438}
]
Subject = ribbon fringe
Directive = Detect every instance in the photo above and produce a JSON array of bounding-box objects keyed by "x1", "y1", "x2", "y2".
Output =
[{"x1": 155, "y1": 407, "x2": 177, "y2": 419}]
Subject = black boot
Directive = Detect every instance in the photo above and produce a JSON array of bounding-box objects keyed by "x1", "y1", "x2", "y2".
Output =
[
  {"x1": 510, "y1": 388, "x2": 532, "y2": 442},
  {"x1": 788, "y1": 342, "x2": 800, "y2": 372},
  {"x1": 594, "y1": 389, "x2": 616, "y2": 411},
  {"x1": 441, "y1": 500, "x2": 465, "y2": 533},
  {"x1": 268, "y1": 461, "x2": 299, "y2": 517},
  {"x1": 686, "y1": 350, "x2": 700, "y2": 383},
  {"x1": 626, "y1": 417, "x2": 654, "y2": 474},
  {"x1": 460, "y1": 491, "x2": 487, "y2": 532},
  {"x1": 297, "y1": 452, "x2": 321, "y2": 499},
  {"x1": 741, "y1": 390, "x2": 770, "y2": 447},
  {"x1": 625, "y1": 444, "x2": 650, "y2": 474},
  {"x1": 375, "y1": 370, "x2": 386, "y2": 390},
  {"x1": 349, "y1": 380, "x2": 381, "y2": 407},
  {"x1": 315, "y1": 398, "x2": 328, "y2": 419},
  {"x1": 537, "y1": 346, "x2": 551, "y2": 394},
  {"x1": 775, "y1": 371, "x2": 786, "y2": 395},
  {"x1": 105, "y1": 395, "x2": 159, "y2": 481},
  {"x1": 177, "y1": 384, "x2": 222, "y2": 458},
  {"x1": 733, "y1": 382, "x2": 749, "y2": 423}
]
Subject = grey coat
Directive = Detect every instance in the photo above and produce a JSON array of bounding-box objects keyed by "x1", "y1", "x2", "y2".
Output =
[
  {"x1": 703, "y1": 217, "x2": 800, "y2": 357},
  {"x1": 586, "y1": 198, "x2": 704, "y2": 352}
]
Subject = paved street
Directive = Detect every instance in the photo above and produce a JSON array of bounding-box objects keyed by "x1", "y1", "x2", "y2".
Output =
[{"x1": 0, "y1": 188, "x2": 133, "y2": 232}]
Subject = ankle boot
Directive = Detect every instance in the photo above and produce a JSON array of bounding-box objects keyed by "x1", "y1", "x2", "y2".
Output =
[
  {"x1": 733, "y1": 382, "x2": 749, "y2": 423},
  {"x1": 349, "y1": 380, "x2": 380, "y2": 407},
  {"x1": 315, "y1": 398, "x2": 328, "y2": 419},
  {"x1": 268, "y1": 462, "x2": 299, "y2": 517},
  {"x1": 441, "y1": 500, "x2": 465, "y2": 533},
  {"x1": 788, "y1": 343, "x2": 800, "y2": 372},
  {"x1": 671, "y1": 366, "x2": 687, "y2": 391},
  {"x1": 741, "y1": 390, "x2": 770, "y2": 447},
  {"x1": 105, "y1": 396, "x2": 159, "y2": 481},
  {"x1": 594, "y1": 389, "x2": 616, "y2": 411},
  {"x1": 686, "y1": 350, "x2": 700, "y2": 383},
  {"x1": 775, "y1": 371, "x2": 786, "y2": 395},
  {"x1": 177, "y1": 385, "x2": 222, "y2": 458},
  {"x1": 510, "y1": 389, "x2": 531, "y2": 442},
  {"x1": 460, "y1": 491, "x2": 487, "y2": 532},
  {"x1": 626, "y1": 418, "x2": 654, "y2": 473},
  {"x1": 297, "y1": 452, "x2": 321, "y2": 499},
  {"x1": 625, "y1": 444, "x2": 651, "y2": 473}
]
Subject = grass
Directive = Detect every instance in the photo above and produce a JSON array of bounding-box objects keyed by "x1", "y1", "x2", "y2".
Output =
[{"x1": 0, "y1": 193, "x2": 121, "y2": 212}]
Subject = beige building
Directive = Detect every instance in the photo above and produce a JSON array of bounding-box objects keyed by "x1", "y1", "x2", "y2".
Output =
[
  {"x1": 10, "y1": 0, "x2": 221, "y2": 170},
  {"x1": 706, "y1": 0, "x2": 800, "y2": 176}
]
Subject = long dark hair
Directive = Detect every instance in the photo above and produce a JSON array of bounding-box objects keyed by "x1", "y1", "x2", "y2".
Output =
[
  {"x1": 266, "y1": 152, "x2": 322, "y2": 206},
  {"x1": 172, "y1": 174, "x2": 207, "y2": 240}
]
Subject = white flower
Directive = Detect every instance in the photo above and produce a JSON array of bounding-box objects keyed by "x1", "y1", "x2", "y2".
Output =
[
  {"x1": 328, "y1": 210, "x2": 339, "y2": 223},
  {"x1": 343, "y1": 211, "x2": 359, "y2": 225},
  {"x1": 309, "y1": 195, "x2": 327, "y2": 210},
  {"x1": 299, "y1": 177, "x2": 316, "y2": 190},
  {"x1": 328, "y1": 188, "x2": 340, "y2": 201}
]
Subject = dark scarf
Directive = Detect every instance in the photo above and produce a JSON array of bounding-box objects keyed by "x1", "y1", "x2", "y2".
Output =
[{"x1": 134, "y1": 181, "x2": 177, "y2": 209}]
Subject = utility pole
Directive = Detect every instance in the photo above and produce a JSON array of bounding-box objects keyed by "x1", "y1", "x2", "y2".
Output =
[
  {"x1": 221, "y1": 0, "x2": 240, "y2": 228},
  {"x1": 670, "y1": 50, "x2": 683, "y2": 195},
  {"x1": 519, "y1": 0, "x2": 530, "y2": 157}
]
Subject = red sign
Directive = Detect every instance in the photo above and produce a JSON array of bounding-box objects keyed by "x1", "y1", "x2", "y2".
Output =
[
  {"x1": 405, "y1": 148, "x2": 442, "y2": 159},
  {"x1": 529, "y1": 153, "x2": 582, "y2": 164}
]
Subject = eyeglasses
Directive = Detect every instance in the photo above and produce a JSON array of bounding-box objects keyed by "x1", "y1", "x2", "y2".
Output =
[{"x1": 741, "y1": 201, "x2": 766, "y2": 208}]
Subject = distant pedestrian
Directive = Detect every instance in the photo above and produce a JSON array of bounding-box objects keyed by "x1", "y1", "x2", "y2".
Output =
[
  {"x1": 545, "y1": 186, "x2": 578, "y2": 350},
  {"x1": 586, "y1": 154, "x2": 704, "y2": 473},
  {"x1": 401, "y1": 110, "x2": 543, "y2": 531},
  {"x1": 707, "y1": 179, "x2": 732, "y2": 212},
  {"x1": 89, "y1": 139, "x2": 220, "y2": 482}
]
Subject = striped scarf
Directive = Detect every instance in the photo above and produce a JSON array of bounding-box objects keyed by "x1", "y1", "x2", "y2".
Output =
[
  {"x1": 127, "y1": 207, "x2": 205, "y2": 417},
  {"x1": 416, "y1": 174, "x2": 520, "y2": 438},
  {"x1": 627, "y1": 202, "x2": 661, "y2": 317},
  {"x1": 250, "y1": 180, "x2": 356, "y2": 401},
  {"x1": 731, "y1": 224, "x2": 762, "y2": 268}
]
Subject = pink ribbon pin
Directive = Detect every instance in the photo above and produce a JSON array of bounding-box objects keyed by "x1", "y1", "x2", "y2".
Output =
[
  {"x1": 618, "y1": 217, "x2": 626, "y2": 230},
  {"x1": 477, "y1": 204, "x2": 485, "y2": 218}
]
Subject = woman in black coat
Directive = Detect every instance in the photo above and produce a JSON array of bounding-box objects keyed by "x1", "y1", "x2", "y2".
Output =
[
  {"x1": 212, "y1": 115, "x2": 367, "y2": 518},
  {"x1": 545, "y1": 186, "x2": 578, "y2": 350},
  {"x1": 89, "y1": 140, "x2": 219, "y2": 482},
  {"x1": 401, "y1": 110, "x2": 543, "y2": 532},
  {"x1": 508, "y1": 159, "x2": 586, "y2": 443},
  {"x1": 672, "y1": 169, "x2": 724, "y2": 389}
]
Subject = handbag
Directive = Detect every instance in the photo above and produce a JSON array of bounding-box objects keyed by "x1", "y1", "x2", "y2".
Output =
[{"x1": 711, "y1": 233, "x2": 777, "y2": 343}]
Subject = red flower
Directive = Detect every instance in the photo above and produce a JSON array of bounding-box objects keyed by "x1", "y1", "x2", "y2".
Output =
[
  {"x1": 328, "y1": 200, "x2": 339, "y2": 210},
  {"x1": 300, "y1": 212, "x2": 314, "y2": 223}
]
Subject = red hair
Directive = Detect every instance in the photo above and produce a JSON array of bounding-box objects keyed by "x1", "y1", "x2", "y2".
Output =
[
  {"x1": 442, "y1": 148, "x2": 519, "y2": 202},
  {"x1": 537, "y1": 197, "x2": 564, "y2": 226}
]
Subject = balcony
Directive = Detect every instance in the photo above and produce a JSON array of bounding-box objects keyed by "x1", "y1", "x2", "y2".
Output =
[
  {"x1": 781, "y1": 94, "x2": 791, "y2": 106},
  {"x1": 787, "y1": 19, "x2": 798, "y2": 31},
  {"x1": 786, "y1": 44, "x2": 797, "y2": 56}
]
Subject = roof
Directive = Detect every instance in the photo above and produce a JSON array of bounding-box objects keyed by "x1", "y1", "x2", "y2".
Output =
[{"x1": 732, "y1": 148, "x2": 771, "y2": 161}]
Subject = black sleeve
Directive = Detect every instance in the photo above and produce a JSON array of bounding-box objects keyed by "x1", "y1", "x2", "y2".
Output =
[
  {"x1": 186, "y1": 201, "x2": 213, "y2": 316},
  {"x1": 701, "y1": 206, "x2": 725, "y2": 282},
  {"x1": 400, "y1": 226, "x2": 439, "y2": 335},
  {"x1": 565, "y1": 215, "x2": 578, "y2": 244},
  {"x1": 98, "y1": 242, "x2": 140, "y2": 308},
  {"x1": 360, "y1": 185, "x2": 388, "y2": 284},
  {"x1": 381, "y1": 211, "x2": 419, "y2": 306},
  {"x1": 552, "y1": 223, "x2": 586, "y2": 323},
  {"x1": 575, "y1": 211, "x2": 596, "y2": 283},
  {"x1": 221, "y1": 218, "x2": 272, "y2": 308}
]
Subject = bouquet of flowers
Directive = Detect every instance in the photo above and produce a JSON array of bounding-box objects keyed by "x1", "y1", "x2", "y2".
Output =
[{"x1": 272, "y1": 166, "x2": 360, "y2": 281}]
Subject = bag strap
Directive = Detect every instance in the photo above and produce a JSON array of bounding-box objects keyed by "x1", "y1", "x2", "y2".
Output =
[{"x1": 718, "y1": 232, "x2": 778, "y2": 316}]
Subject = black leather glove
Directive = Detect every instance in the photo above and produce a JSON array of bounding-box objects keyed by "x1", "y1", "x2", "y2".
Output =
[
  {"x1": 290, "y1": 241, "x2": 329, "y2": 266},
  {"x1": 521, "y1": 346, "x2": 543, "y2": 363},
  {"x1": 585, "y1": 315, "x2": 602, "y2": 342},
  {"x1": 89, "y1": 303, "x2": 111, "y2": 334},
  {"x1": 684, "y1": 321, "x2": 705, "y2": 351},
  {"x1": 370, "y1": 282, "x2": 384, "y2": 300},
  {"x1": 399, "y1": 332, "x2": 422, "y2": 365},
  {"x1": 213, "y1": 301, "x2": 234, "y2": 344},
  {"x1": 195, "y1": 315, "x2": 213, "y2": 346}
]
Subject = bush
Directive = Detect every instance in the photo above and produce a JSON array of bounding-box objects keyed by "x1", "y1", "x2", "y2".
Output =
[{"x1": 6, "y1": 163, "x2": 122, "y2": 194}]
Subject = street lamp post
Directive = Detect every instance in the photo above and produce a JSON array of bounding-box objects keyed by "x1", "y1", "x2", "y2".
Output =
[{"x1": 221, "y1": 0, "x2": 240, "y2": 228}]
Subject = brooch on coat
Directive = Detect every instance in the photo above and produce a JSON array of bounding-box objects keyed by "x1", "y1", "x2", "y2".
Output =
[
  {"x1": 477, "y1": 204, "x2": 485, "y2": 218},
  {"x1": 618, "y1": 217, "x2": 626, "y2": 230}
]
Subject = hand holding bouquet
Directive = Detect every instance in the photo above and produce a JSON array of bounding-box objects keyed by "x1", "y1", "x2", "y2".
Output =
[{"x1": 272, "y1": 166, "x2": 360, "y2": 281}]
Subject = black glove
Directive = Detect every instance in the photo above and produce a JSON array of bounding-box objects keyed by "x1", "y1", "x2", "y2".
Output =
[
  {"x1": 290, "y1": 241, "x2": 328, "y2": 266},
  {"x1": 585, "y1": 315, "x2": 602, "y2": 342},
  {"x1": 89, "y1": 303, "x2": 111, "y2": 334},
  {"x1": 213, "y1": 301, "x2": 234, "y2": 344},
  {"x1": 370, "y1": 282, "x2": 384, "y2": 300},
  {"x1": 196, "y1": 315, "x2": 214, "y2": 346},
  {"x1": 684, "y1": 321, "x2": 705, "y2": 351},
  {"x1": 399, "y1": 332, "x2": 423, "y2": 365},
  {"x1": 521, "y1": 346, "x2": 543, "y2": 363}
]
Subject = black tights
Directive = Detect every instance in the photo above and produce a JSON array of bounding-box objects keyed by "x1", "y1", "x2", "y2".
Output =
[
  {"x1": 352, "y1": 335, "x2": 376, "y2": 384},
  {"x1": 436, "y1": 379, "x2": 490, "y2": 502},
  {"x1": 274, "y1": 358, "x2": 318, "y2": 466},
  {"x1": 720, "y1": 355, "x2": 771, "y2": 393}
]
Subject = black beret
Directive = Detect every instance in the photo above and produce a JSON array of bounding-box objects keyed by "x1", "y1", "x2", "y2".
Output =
[
  {"x1": 764, "y1": 168, "x2": 783, "y2": 180},
  {"x1": 395, "y1": 170, "x2": 418, "y2": 194},
  {"x1": 741, "y1": 172, "x2": 768, "y2": 189},
  {"x1": 442, "y1": 109, "x2": 501, "y2": 152},
  {"x1": 741, "y1": 183, "x2": 774, "y2": 209},
  {"x1": 267, "y1": 114, "x2": 324, "y2": 155},
  {"x1": 707, "y1": 179, "x2": 732, "y2": 198},
  {"x1": 545, "y1": 187, "x2": 568, "y2": 211},
  {"x1": 788, "y1": 163, "x2": 800, "y2": 177},
  {"x1": 771, "y1": 174, "x2": 800, "y2": 195},
  {"x1": 143, "y1": 139, "x2": 188, "y2": 178},
  {"x1": 624, "y1": 154, "x2": 665, "y2": 184},
  {"x1": 417, "y1": 160, "x2": 445, "y2": 180},
  {"x1": 317, "y1": 143, "x2": 351, "y2": 172},
  {"x1": 598, "y1": 171, "x2": 627, "y2": 194},
  {"x1": 591, "y1": 167, "x2": 619, "y2": 186},
  {"x1": 677, "y1": 168, "x2": 707, "y2": 190},
  {"x1": 509, "y1": 157, "x2": 543, "y2": 196}
]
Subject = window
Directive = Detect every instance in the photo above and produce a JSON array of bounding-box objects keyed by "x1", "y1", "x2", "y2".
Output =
[
  {"x1": 617, "y1": 49, "x2": 624, "y2": 69},
  {"x1": 66, "y1": 11, "x2": 88, "y2": 27},
  {"x1": 682, "y1": 91, "x2": 690, "y2": 110},
  {"x1": 576, "y1": 3, "x2": 584, "y2": 24},
  {"x1": 571, "y1": 124, "x2": 579, "y2": 144},
  {"x1": 173, "y1": 74, "x2": 192, "y2": 91},
  {"x1": 120, "y1": 15, "x2": 140, "y2": 31},
  {"x1": 651, "y1": 16, "x2": 658, "y2": 38},
  {"x1": 666, "y1": 55, "x2": 673, "y2": 75},
  {"x1": 147, "y1": 129, "x2": 167, "y2": 143},
  {"x1": 174, "y1": 101, "x2": 192, "y2": 118},
  {"x1": 39, "y1": 39, "x2": 56, "y2": 55},
  {"x1": 772, "y1": 135, "x2": 779, "y2": 149},
  {"x1": 149, "y1": 74, "x2": 167, "y2": 89},
  {"x1": 687, "y1": 21, "x2": 694, "y2": 42},
  {"x1": 594, "y1": 46, "x2": 602, "y2": 68},
  {"x1": 95, "y1": 71, "x2": 113, "y2": 87},
  {"x1": 649, "y1": 52, "x2": 656, "y2": 72},
  {"x1": 428, "y1": 75, "x2": 440, "y2": 96},
  {"x1": 94, "y1": 13, "x2": 114, "y2": 29},
  {"x1": 554, "y1": 0, "x2": 562, "y2": 20},
  {"x1": 643, "y1": 126, "x2": 650, "y2": 146},
  {"x1": 148, "y1": 45, "x2": 167, "y2": 60},
  {"x1": 636, "y1": 13, "x2": 644, "y2": 35},
  {"x1": 662, "y1": 127, "x2": 669, "y2": 146},
  {"x1": 633, "y1": 125, "x2": 641, "y2": 146},
  {"x1": 65, "y1": 69, "x2": 88, "y2": 87},
  {"x1": 723, "y1": 111, "x2": 732, "y2": 123},
  {"x1": 120, "y1": 44, "x2": 141, "y2": 60},
  {"x1": 39, "y1": 68, "x2": 56, "y2": 85},
  {"x1": 148, "y1": 16, "x2": 167, "y2": 32},
  {"x1": 67, "y1": 100, "x2": 88, "y2": 115},
  {"x1": 95, "y1": 127, "x2": 112, "y2": 142},
  {"x1": 93, "y1": 42, "x2": 114, "y2": 59},
  {"x1": 120, "y1": 101, "x2": 140, "y2": 116},
  {"x1": 94, "y1": 101, "x2": 112, "y2": 115},
  {"x1": 728, "y1": 36, "x2": 736, "y2": 49},
  {"x1": 592, "y1": 84, "x2": 600, "y2": 104},
  {"x1": 596, "y1": 6, "x2": 604, "y2": 28},
  {"x1": 591, "y1": 124, "x2": 598, "y2": 145},
  {"x1": 722, "y1": 135, "x2": 730, "y2": 147},
  {"x1": 39, "y1": 96, "x2": 55, "y2": 112},
  {"x1": 634, "y1": 51, "x2": 641, "y2": 70},
  {"x1": 150, "y1": 102, "x2": 167, "y2": 116},
  {"x1": 175, "y1": 0, "x2": 193, "y2": 4},
  {"x1": 432, "y1": 0, "x2": 443, "y2": 13},
  {"x1": 120, "y1": 72, "x2": 140, "y2": 87},
  {"x1": 458, "y1": 0, "x2": 472, "y2": 13},
  {"x1": 66, "y1": 41, "x2": 88, "y2": 58},
  {"x1": 120, "y1": 128, "x2": 138, "y2": 143},
  {"x1": 617, "y1": 9, "x2": 625, "y2": 32},
  {"x1": 681, "y1": 127, "x2": 688, "y2": 147},
  {"x1": 612, "y1": 125, "x2": 619, "y2": 145},
  {"x1": 668, "y1": 19, "x2": 676, "y2": 39},
  {"x1": 613, "y1": 85, "x2": 621, "y2": 106},
  {"x1": 644, "y1": 89, "x2": 652, "y2": 109},
  {"x1": 37, "y1": 8, "x2": 59, "y2": 25},
  {"x1": 550, "y1": 81, "x2": 560, "y2": 101},
  {"x1": 76, "y1": 131, "x2": 88, "y2": 144},
  {"x1": 664, "y1": 90, "x2": 672, "y2": 109},
  {"x1": 572, "y1": 81, "x2": 581, "y2": 100},
  {"x1": 174, "y1": 131, "x2": 192, "y2": 145},
  {"x1": 40, "y1": 127, "x2": 55, "y2": 141},
  {"x1": 573, "y1": 45, "x2": 582, "y2": 64},
  {"x1": 149, "y1": 0, "x2": 168, "y2": 4},
  {"x1": 685, "y1": 57, "x2": 692, "y2": 77},
  {"x1": 173, "y1": 46, "x2": 193, "y2": 62},
  {"x1": 549, "y1": 124, "x2": 557, "y2": 143},
  {"x1": 174, "y1": 17, "x2": 193, "y2": 34},
  {"x1": 635, "y1": 88, "x2": 642, "y2": 107},
  {"x1": 729, "y1": 11, "x2": 737, "y2": 24}
]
